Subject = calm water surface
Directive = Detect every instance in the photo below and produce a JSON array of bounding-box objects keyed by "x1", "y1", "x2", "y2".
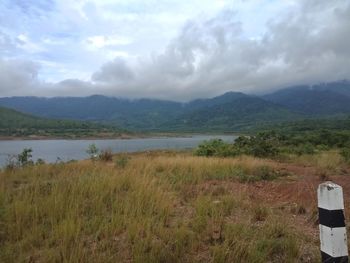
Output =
[{"x1": 0, "y1": 135, "x2": 236, "y2": 167}]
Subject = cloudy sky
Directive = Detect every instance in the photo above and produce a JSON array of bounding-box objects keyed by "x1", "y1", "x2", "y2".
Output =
[{"x1": 0, "y1": 0, "x2": 349, "y2": 100}]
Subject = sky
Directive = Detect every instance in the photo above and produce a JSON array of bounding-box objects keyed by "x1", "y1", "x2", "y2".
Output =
[{"x1": 0, "y1": 0, "x2": 349, "y2": 100}]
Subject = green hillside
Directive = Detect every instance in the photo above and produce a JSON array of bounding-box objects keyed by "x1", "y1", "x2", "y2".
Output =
[
  {"x1": 163, "y1": 95, "x2": 302, "y2": 132},
  {"x1": 263, "y1": 81, "x2": 350, "y2": 115},
  {"x1": 0, "y1": 106, "x2": 123, "y2": 138}
]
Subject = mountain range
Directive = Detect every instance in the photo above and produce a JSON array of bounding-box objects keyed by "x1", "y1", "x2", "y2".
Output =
[{"x1": 1, "y1": 80, "x2": 350, "y2": 132}]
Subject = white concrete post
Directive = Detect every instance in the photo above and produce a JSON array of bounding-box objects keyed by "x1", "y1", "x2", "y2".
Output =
[{"x1": 318, "y1": 181, "x2": 348, "y2": 262}]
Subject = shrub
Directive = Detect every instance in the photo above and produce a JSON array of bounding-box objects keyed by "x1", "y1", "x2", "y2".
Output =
[
  {"x1": 86, "y1": 143, "x2": 99, "y2": 160},
  {"x1": 194, "y1": 139, "x2": 235, "y2": 157},
  {"x1": 194, "y1": 133, "x2": 280, "y2": 158},
  {"x1": 249, "y1": 139, "x2": 279, "y2": 157},
  {"x1": 248, "y1": 132, "x2": 280, "y2": 157},
  {"x1": 316, "y1": 144, "x2": 330, "y2": 151},
  {"x1": 36, "y1": 158, "x2": 46, "y2": 165},
  {"x1": 294, "y1": 143, "x2": 316, "y2": 156},
  {"x1": 99, "y1": 149, "x2": 113, "y2": 162}
]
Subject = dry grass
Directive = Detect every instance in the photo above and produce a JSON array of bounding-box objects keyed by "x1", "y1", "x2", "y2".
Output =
[
  {"x1": 0, "y1": 152, "x2": 320, "y2": 262},
  {"x1": 287, "y1": 150, "x2": 346, "y2": 178},
  {"x1": 289, "y1": 150, "x2": 342, "y2": 168}
]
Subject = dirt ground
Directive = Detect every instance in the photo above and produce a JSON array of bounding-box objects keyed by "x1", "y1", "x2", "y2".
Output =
[{"x1": 192, "y1": 160, "x2": 350, "y2": 254}]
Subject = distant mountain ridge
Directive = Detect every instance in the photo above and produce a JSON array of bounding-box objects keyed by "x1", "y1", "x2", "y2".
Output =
[
  {"x1": 0, "y1": 95, "x2": 184, "y2": 130},
  {"x1": 263, "y1": 81, "x2": 350, "y2": 115},
  {"x1": 1, "y1": 81, "x2": 350, "y2": 132}
]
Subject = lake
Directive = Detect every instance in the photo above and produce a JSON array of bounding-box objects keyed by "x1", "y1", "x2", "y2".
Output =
[{"x1": 0, "y1": 135, "x2": 236, "y2": 167}]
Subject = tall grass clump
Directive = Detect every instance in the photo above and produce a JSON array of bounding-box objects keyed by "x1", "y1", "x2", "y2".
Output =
[
  {"x1": 98, "y1": 148, "x2": 113, "y2": 162},
  {"x1": 340, "y1": 146, "x2": 350, "y2": 163}
]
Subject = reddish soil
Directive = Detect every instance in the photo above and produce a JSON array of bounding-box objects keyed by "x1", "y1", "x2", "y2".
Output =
[{"x1": 191, "y1": 161, "x2": 350, "y2": 249}]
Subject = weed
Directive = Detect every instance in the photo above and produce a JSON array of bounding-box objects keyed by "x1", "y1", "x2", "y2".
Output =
[
  {"x1": 297, "y1": 205, "x2": 307, "y2": 215},
  {"x1": 252, "y1": 206, "x2": 269, "y2": 222},
  {"x1": 115, "y1": 155, "x2": 129, "y2": 168},
  {"x1": 99, "y1": 149, "x2": 113, "y2": 162},
  {"x1": 253, "y1": 166, "x2": 278, "y2": 181}
]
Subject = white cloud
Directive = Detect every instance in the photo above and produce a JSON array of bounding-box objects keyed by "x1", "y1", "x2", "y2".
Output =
[
  {"x1": 17, "y1": 34, "x2": 46, "y2": 54},
  {"x1": 0, "y1": 0, "x2": 349, "y2": 100},
  {"x1": 86, "y1": 35, "x2": 133, "y2": 49},
  {"x1": 85, "y1": 0, "x2": 350, "y2": 100}
]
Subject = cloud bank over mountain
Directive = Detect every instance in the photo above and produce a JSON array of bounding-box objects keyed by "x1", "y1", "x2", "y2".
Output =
[{"x1": 0, "y1": 0, "x2": 349, "y2": 100}]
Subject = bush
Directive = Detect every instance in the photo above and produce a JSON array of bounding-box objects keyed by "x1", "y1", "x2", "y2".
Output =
[
  {"x1": 86, "y1": 143, "x2": 99, "y2": 160},
  {"x1": 249, "y1": 136, "x2": 279, "y2": 157},
  {"x1": 194, "y1": 139, "x2": 235, "y2": 157},
  {"x1": 36, "y1": 158, "x2": 46, "y2": 165},
  {"x1": 291, "y1": 143, "x2": 316, "y2": 156},
  {"x1": 194, "y1": 133, "x2": 280, "y2": 158},
  {"x1": 237, "y1": 133, "x2": 280, "y2": 158},
  {"x1": 99, "y1": 149, "x2": 113, "y2": 162}
]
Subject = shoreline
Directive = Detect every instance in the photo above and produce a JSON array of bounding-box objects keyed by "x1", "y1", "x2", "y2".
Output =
[{"x1": 0, "y1": 132, "x2": 238, "y2": 141}]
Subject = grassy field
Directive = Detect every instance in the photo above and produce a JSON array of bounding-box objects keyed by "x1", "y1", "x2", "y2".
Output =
[{"x1": 1, "y1": 150, "x2": 350, "y2": 262}]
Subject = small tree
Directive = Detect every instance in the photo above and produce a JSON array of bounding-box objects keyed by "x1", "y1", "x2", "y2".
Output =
[
  {"x1": 17, "y1": 148, "x2": 33, "y2": 167},
  {"x1": 86, "y1": 144, "x2": 99, "y2": 160}
]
